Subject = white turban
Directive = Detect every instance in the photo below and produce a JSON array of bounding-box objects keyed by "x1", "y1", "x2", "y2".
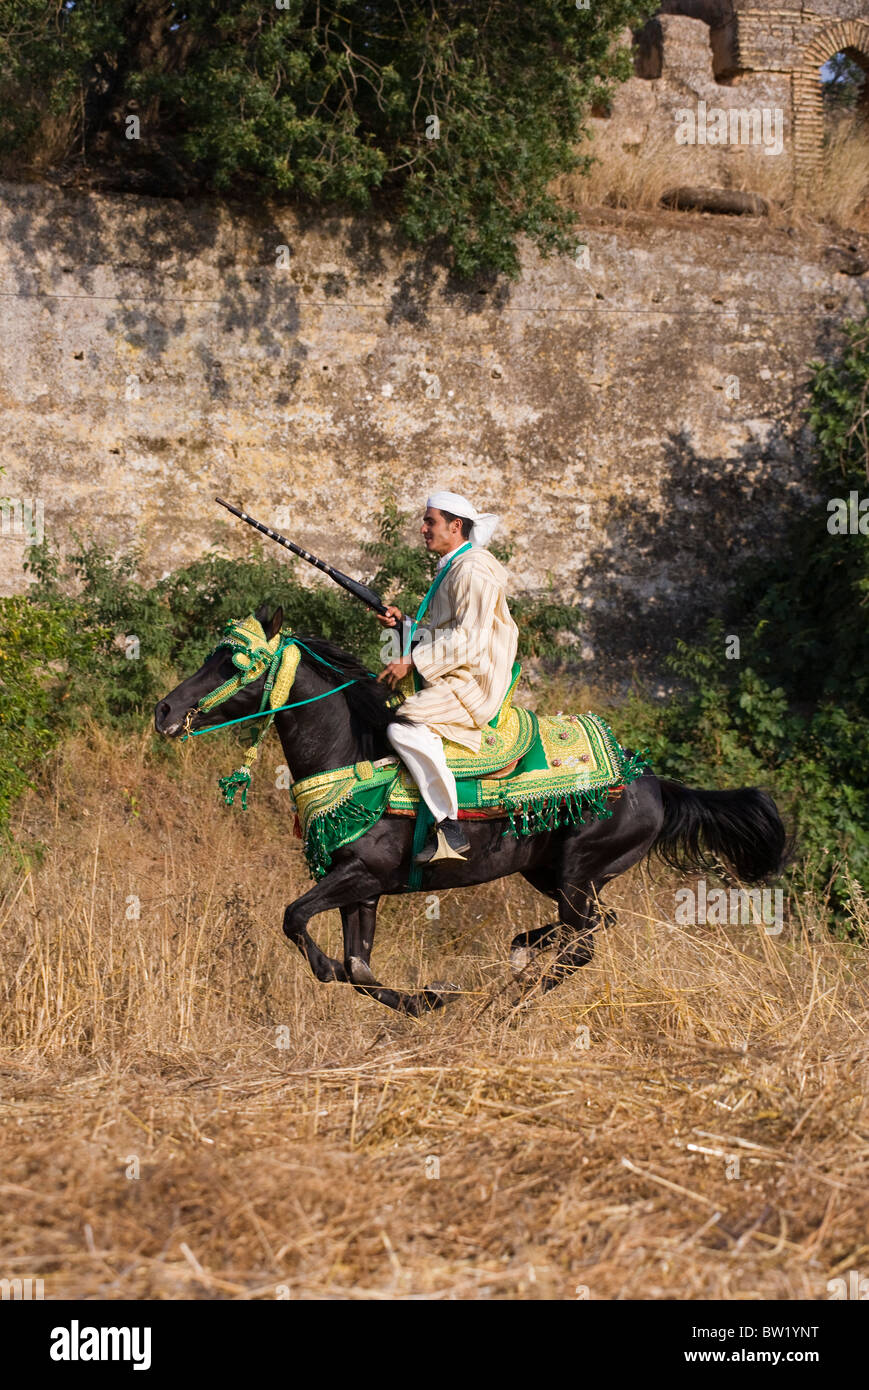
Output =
[{"x1": 426, "y1": 489, "x2": 500, "y2": 549}]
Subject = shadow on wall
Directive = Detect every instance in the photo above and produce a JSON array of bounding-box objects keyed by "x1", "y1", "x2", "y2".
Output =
[
  {"x1": 577, "y1": 418, "x2": 814, "y2": 680},
  {"x1": 4, "y1": 180, "x2": 516, "y2": 407},
  {"x1": 567, "y1": 292, "x2": 863, "y2": 682}
]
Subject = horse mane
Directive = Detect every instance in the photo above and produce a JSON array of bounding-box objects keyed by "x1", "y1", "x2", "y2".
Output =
[{"x1": 296, "y1": 635, "x2": 407, "y2": 759}]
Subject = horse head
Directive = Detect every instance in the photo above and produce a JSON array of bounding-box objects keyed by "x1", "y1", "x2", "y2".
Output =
[{"x1": 154, "y1": 602, "x2": 285, "y2": 738}]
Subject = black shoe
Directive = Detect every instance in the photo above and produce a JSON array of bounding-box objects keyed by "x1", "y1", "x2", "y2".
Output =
[{"x1": 414, "y1": 817, "x2": 470, "y2": 865}]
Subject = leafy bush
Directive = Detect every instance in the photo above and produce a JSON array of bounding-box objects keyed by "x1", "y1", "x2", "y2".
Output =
[
  {"x1": 0, "y1": 595, "x2": 99, "y2": 834},
  {"x1": 0, "y1": 0, "x2": 653, "y2": 279}
]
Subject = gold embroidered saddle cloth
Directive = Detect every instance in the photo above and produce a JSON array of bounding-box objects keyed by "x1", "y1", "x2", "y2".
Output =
[{"x1": 291, "y1": 667, "x2": 650, "y2": 880}]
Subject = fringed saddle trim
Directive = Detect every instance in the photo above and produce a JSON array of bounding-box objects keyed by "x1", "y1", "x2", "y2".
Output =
[{"x1": 293, "y1": 714, "x2": 651, "y2": 883}]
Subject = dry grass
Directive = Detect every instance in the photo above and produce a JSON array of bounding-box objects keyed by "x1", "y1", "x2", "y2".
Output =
[
  {"x1": 564, "y1": 128, "x2": 697, "y2": 213},
  {"x1": 560, "y1": 118, "x2": 869, "y2": 233},
  {"x1": 814, "y1": 120, "x2": 869, "y2": 231},
  {"x1": 0, "y1": 726, "x2": 867, "y2": 1300}
]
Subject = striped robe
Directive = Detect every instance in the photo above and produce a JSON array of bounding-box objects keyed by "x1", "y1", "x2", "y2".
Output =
[{"x1": 402, "y1": 546, "x2": 519, "y2": 753}]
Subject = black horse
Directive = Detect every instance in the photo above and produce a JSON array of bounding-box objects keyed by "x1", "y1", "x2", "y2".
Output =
[{"x1": 155, "y1": 604, "x2": 789, "y2": 1016}]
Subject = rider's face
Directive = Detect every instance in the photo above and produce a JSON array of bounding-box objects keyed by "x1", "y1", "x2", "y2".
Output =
[{"x1": 421, "y1": 508, "x2": 464, "y2": 557}]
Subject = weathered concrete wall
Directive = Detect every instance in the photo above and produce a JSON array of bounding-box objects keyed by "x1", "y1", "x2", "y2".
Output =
[{"x1": 0, "y1": 177, "x2": 866, "y2": 676}]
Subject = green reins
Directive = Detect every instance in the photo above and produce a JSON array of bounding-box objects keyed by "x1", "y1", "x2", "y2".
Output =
[{"x1": 182, "y1": 679, "x2": 358, "y2": 738}]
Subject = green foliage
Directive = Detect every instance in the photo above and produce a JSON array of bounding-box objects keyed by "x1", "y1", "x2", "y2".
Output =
[
  {"x1": 0, "y1": 0, "x2": 654, "y2": 278},
  {"x1": 729, "y1": 320, "x2": 869, "y2": 710},
  {"x1": 0, "y1": 595, "x2": 99, "y2": 835},
  {"x1": 822, "y1": 52, "x2": 866, "y2": 115}
]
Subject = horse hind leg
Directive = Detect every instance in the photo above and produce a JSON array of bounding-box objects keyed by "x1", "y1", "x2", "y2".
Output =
[
  {"x1": 532, "y1": 843, "x2": 645, "y2": 996},
  {"x1": 509, "y1": 868, "x2": 559, "y2": 971},
  {"x1": 510, "y1": 781, "x2": 660, "y2": 1003},
  {"x1": 511, "y1": 862, "x2": 595, "y2": 975},
  {"x1": 533, "y1": 779, "x2": 665, "y2": 996},
  {"x1": 538, "y1": 903, "x2": 597, "y2": 993},
  {"x1": 508, "y1": 849, "x2": 602, "y2": 997}
]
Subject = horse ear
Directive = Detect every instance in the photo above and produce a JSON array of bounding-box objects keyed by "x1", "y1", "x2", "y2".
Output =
[
  {"x1": 265, "y1": 605, "x2": 284, "y2": 640},
  {"x1": 254, "y1": 601, "x2": 270, "y2": 628}
]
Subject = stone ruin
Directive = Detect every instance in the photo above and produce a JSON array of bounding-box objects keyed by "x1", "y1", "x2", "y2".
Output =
[{"x1": 594, "y1": 0, "x2": 869, "y2": 198}]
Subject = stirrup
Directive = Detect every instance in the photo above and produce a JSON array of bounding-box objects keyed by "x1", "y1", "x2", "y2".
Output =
[{"x1": 414, "y1": 821, "x2": 469, "y2": 865}]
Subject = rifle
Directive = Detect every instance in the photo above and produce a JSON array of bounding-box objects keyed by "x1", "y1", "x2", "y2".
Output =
[{"x1": 215, "y1": 498, "x2": 389, "y2": 617}]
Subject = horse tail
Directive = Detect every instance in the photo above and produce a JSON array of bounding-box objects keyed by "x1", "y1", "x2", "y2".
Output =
[{"x1": 653, "y1": 779, "x2": 791, "y2": 884}]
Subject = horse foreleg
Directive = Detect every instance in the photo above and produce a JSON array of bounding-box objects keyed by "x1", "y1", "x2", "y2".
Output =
[
  {"x1": 340, "y1": 898, "x2": 380, "y2": 985},
  {"x1": 286, "y1": 866, "x2": 446, "y2": 1016},
  {"x1": 281, "y1": 909, "x2": 348, "y2": 984},
  {"x1": 339, "y1": 897, "x2": 450, "y2": 1015}
]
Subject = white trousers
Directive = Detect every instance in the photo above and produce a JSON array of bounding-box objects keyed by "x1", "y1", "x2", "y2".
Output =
[{"x1": 386, "y1": 721, "x2": 458, "y2": 823}]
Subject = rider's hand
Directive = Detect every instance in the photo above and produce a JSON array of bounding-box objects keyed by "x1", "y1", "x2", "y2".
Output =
[
  {"x1": 376, "y1": 604, "x2": 404, "y2": 629},
  {"x1": 377, "y1": 658, "x2": 412, "y2": 690}
]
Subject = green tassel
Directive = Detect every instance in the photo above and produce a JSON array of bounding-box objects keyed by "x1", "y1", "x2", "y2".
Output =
[
  {"x1": 620, "y1": 746, "x2": 652, "y2": 783},
  {"x1": 406, "y1": 803, "x2": 434, "y2": 892},
  {"x1": 502, "y1": 785, "x2": 622, "y2": 840},
  {"x1": 303, "y1": 796, "x2": 387, "y2": 880},
  {"x1": 218, "y1": 764, "x2": 252, "y2": 809}
]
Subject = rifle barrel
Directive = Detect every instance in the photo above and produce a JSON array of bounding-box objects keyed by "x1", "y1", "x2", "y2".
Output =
[{"x1": 215, "y1": 497, "x2": 388, "y2": 615}]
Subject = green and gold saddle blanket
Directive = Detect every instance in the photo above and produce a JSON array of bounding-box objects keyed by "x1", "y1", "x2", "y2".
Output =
[{"x1": 291, "y1": 710, "x2": 650, "y2": 881}]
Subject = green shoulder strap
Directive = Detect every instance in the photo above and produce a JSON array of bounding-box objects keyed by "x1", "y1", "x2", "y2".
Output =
[{"x1": 402, "y1": 541, "x2": 473, "y2": 659}]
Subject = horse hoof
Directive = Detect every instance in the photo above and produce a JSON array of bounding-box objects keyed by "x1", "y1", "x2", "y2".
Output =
[
  {"x1": 510, "y1": 947, "x2": 534, "y2": 974},
  {"x1": 348, "y1": 956, "x2": 376, "y2": 985},
  {"x1": 415, "y1": 980, "x2": 460, "y2": 1010}
]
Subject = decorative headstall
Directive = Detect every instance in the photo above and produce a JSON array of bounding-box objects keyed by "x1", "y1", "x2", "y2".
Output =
[
  {"x1": 191, "y1": 614, "x2": 304, "y2": 809},
  {"x1": 184, "y1": 614, "x2": 380, "y2": 810}
]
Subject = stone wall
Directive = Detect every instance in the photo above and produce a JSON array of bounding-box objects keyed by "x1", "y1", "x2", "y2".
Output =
[
  {"x1": 0, "y1": 177, "x2": 866, "y2": 679},
  {"x1": 604, "y1": 15, "x2": 794, "y2": 191}
]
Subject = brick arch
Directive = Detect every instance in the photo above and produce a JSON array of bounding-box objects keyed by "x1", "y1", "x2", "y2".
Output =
[{"x1": 793, "y1": 19, "x2": 869, "y2": 191}]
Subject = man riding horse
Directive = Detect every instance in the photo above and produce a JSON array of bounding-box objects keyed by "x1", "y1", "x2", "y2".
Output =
[
  {"x1": 156, "y1": 497, "x2": 788, "y2": 1016},
  {"x1": 376, "y1": 489, "x2": 519, "y2": 866}
]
